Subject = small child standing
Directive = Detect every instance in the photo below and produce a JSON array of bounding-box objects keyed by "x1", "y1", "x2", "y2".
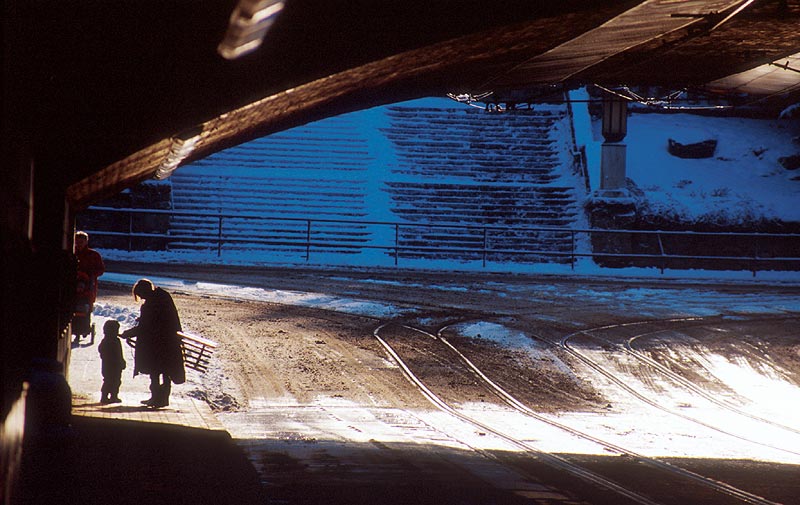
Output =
[{"x1": 98, "y1": 319, "x2": 126, "y2": 404}]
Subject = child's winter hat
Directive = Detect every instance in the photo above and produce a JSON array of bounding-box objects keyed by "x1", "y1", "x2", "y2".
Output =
[{"x1": 103, "y1": 319, "x2": 121, "y2": 335}]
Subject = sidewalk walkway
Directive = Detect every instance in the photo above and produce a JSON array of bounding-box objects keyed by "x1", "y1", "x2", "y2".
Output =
[
  {"x1": 68, "y1": 332, "x2": 223, "y2": 431},
  {"x1": 17, "y1": 333, "x2": 265, "y2": 505}
]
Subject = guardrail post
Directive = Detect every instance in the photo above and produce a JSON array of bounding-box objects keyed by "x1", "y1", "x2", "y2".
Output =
[
  {"x1": 394, "y1": 223, "x2": 399, "y2": 266},
  {"x1": 483, "y1": 227, "x2": 487, "y2": 268},
  {"x1": 570, "y1": 230, "x2": 576, "y2": 270},
  {"x1": 217, "y1": 214, "x2": 223, "y2": 257},
  {"x1": 306, "y1": 220, "x2": 312, "y2": 262},
  {"x1": 128, "y1": 211, "x2": 133, "y2": 252},
  {"x1": 657, "y1": 232, "x2": 666, "y2": 274}
]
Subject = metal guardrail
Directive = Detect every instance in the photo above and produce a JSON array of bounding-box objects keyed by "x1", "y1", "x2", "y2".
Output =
[{"x1": 80, "y1": 206, "x2": 800, "y2": 276}]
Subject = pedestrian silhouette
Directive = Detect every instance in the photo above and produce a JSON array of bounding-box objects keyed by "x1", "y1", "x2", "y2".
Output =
[
  {"x1": 73, "y1": 230, "x2": 105, "y2": 345},
  {"x1": 121, "y1": 279, "x2": 185, "y2": 408},
  {"x1": 98, "y1": 319, "x2": 125, "y2": 404}
]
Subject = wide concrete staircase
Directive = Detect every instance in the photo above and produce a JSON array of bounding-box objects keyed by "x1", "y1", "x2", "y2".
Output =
[
  {"x1": 381, "y1": 103, "x2": 586, "y2": 264},
  {"x1": 169, "y1": 114, "x2": 374, "y2": 261},
  {"x1": 167, "y1": 98, "x2": 588, "y2": 266}
]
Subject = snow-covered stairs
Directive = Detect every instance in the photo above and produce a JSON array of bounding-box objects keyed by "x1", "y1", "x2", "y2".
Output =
[
  {"x1": 381, "y1": 104, "x2": 585, "y2": 263},
  {"x1": 169, "y1": 116, "x2": 373, "y2": 260}
]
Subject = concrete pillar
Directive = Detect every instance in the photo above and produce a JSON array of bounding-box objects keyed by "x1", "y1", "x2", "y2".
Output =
[
  {"x1": 3, "y1": 154, "x2": 76, "y2": 391},
  {"x1": 30, "y1": 166, "x2": 75, "y2": 372},
  {"x1": 600, "y1": 143, "x2": 627, "y2": 190}
]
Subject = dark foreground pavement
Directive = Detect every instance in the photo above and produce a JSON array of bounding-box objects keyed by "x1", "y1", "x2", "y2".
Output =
[{"x1": 17, "y1": 415, "x2": 265, "y2": 505}]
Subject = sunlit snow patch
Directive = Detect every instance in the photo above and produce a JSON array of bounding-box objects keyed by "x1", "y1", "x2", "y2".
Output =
[
  {"x1": 102, "y1": 272, "x2": 406, "y2": 319},
  {"x1": 701, "y1": 353, "x2": 800, "y2": 427}
]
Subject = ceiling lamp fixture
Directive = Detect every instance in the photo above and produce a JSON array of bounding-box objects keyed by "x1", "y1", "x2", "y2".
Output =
[{"x1": 218, "y1": 0, "x2": 286, "y2": 60}]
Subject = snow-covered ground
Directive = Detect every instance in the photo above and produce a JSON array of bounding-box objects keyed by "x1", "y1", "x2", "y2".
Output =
[{"x1": 570, "y1": 88, "x2": 800, "y2": 223}]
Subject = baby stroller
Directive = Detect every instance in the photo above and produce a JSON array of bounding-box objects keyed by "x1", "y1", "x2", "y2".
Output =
[{"x1": 72, "y1": 271, "x2": 95, "y2": 345}]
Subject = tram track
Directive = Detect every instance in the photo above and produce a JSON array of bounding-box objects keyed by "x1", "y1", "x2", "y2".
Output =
[
  {"x1": 622, "y1": 323, "x2": 800, "y2": 437},
  {"x1": 374, "y1": 321, "x2": 783, "y2": 505},
  {"x1": 373, "y1": 322, "x2": 663, "y2": 505},
  {"x1": 436, "y1": 322, "x2": 787, "y2": 505},
  {"x1": 555, "y1": 316, "x2": 800, "y2": 458}
]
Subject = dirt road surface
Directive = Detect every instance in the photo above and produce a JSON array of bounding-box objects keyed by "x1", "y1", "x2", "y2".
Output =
[{"x1": 92, "y1": 263, "x2": 800, "y2": 504}]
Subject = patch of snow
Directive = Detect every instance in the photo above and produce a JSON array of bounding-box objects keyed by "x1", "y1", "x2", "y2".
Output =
[{"x1": 101, "y1": 272, "x2": 407, "y2": 319}]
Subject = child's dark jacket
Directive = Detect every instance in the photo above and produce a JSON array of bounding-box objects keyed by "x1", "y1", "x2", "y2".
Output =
[{"x1": 99, "y1": 336, "x2": 126, "y2": 376}]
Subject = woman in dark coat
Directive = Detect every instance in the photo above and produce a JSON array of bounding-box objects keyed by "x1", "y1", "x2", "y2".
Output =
[{"x1": 121, "y1": 278, "x2": 185, "y2": 408}]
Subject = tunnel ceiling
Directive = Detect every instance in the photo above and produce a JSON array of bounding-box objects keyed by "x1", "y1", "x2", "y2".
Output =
[{"x1": 3, "y1": 0, "x2": 799, "y2": 208}]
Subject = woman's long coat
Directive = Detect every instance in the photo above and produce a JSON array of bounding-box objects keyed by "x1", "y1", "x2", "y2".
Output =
[{"x1": 126, "y1": 288, "x2": 185, "y2": 384}]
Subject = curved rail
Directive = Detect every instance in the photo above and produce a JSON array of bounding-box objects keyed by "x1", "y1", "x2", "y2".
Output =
[
  {"x1": 556, "y1": 318, "x2": 800, "y2": 459},
  {"x1": 373, "y1": 322, "x2": 663, "y2": 505},
  {"x1": 434, "y1": 322, "x2": 782, "y2": 505},
  {"x1": 624, "y1": 327, "x2": 800, "y2": 436}
]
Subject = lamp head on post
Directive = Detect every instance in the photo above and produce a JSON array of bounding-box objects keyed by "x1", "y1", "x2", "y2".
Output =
[{"x1": 601, "y1": 94, "x2": 628, "y2": 143}]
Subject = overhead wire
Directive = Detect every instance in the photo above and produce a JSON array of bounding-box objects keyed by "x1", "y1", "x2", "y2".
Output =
[{"x1": 444, "y1": 0, "x2": 792, "y2": 113}]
